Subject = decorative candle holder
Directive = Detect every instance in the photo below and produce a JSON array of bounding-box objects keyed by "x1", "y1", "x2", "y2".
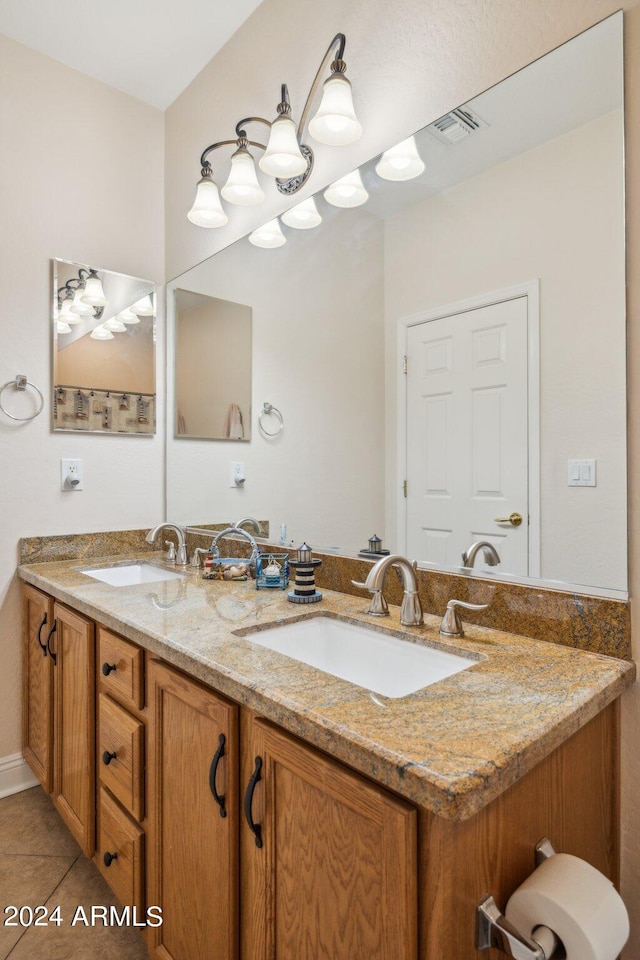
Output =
[
  {"x1": 256, "y1": 552, "x2": 290, "y2": 590},
  {"x1": 287, "y1": 542, "x2": 322, "y2": 604},
  {"x1": 358, "y1": 533, "x2": 390, "y2": 559}
]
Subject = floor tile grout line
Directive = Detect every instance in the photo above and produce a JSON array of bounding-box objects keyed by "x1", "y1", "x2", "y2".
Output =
[
  {"x1": 4, "y1": 855, "x2": 80, "y2": 960},
  {"x1": 0, "y1": 851, "x2": 81, "y2": 859}
]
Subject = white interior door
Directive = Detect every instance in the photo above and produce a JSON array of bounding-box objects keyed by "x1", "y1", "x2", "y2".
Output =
[{"x1": 405, "y1": 296, "x2": 530, "y2": 575}]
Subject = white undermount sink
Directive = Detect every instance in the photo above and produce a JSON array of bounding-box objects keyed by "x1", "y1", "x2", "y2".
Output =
[
  {"x1": 80, "y1": 563, "x2": 185, "y2": 587},
  {"x1": 245, "y1": 615, "x2": 477, "y2": 699}
]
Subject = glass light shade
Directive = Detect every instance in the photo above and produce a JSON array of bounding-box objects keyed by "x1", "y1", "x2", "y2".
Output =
[
  {"x1": 309, "y1": 74, "x2": 362, "y2": 146},
  {"x1": 81, "y1": 272, "x2": 108, "y2": 306},
  {"x1": 221, "y1": 147, "x2": 265, "y2": 206},
  {"x1": 59, "y1": 297, "x2": 83, "y2": 325},
  {"x1": 90, "y1": 325, "x2": 114, "y2": 340},
  {"x1": 187, "y1": 175, "x2": 228, "y2": 228},
  {"x1": 259, "y1": 116, "x2": 307, "y2": 178},
  {"x1": 131, "y1": 295, "x2": 154, "y2": 316},
  {"x1": 375, "y1": 136, "x2": 425, "y2": 181},
  {"x1": 56, "y1": 320, "x2": 72, "y2": 334},
  {"x1": 281, "y1": 197, "x2": 322, "y2": 230},
  {"x1": 323, "y1": 169, "x2": 369, "y2": 208},
  {"x1": 103, "y1": 317, "x2": 127, "y2": 332},
  {"x1": 248, "y1": 219, "x2": 286, "y2": 249},
  {"x1": 70, "y1": 286, "x2": 93, "y2": 317},
  {"x1": 118, "y1": 307, "x2": 139, "y2": 324}
]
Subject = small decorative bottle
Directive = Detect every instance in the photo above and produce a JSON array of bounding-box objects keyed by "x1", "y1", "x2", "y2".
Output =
[{"x1": 287, "y1": 543, "x2": 322, "y2": 604}]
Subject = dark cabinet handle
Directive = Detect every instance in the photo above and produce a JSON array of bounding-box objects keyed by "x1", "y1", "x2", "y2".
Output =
[
  {"x1": 103, "y1": 852, "x2": 118, "y2": 867},
  {"x1": 46, "y1": 620, "x2": 57, "y2": 665},
  {"x1": 36, "y1": 612, "x2": 48, "y2": 655},
  {"x1": 102, "y1": 662, "x2": 116, "y2": 676},
  {"x1": 243, "y1": 756, "x2": 263, "y2": 848},
  {"x1": 209, "y1": 733, "x2": 227, "y2": 818},
  {"x1": 102, "y1": 751, "x2": 117, "y2": 766}
]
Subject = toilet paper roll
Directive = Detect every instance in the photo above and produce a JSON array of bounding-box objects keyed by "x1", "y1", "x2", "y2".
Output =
[{"x1": 505, "y1": 853, "x2": 629, "y2": 960}]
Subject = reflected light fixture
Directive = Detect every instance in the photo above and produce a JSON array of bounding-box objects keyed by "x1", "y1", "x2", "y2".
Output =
[
  {"x1": 131, "y1": 295, "x2": 154, "y2": 316},
  {"x1": 57, "y1": 268, "x2": 106, "y2": 324},
  {"x1": 70, "y1": 284, "x2": 93, "y2": 317},
  {"x1": 90, "y1": 324, "x2": 114, "y2": 340},
  {"x1": 56, "y1": 319, "x2": 72, "y2": 334},
  {"x1": 248, "y1": 219, "x2": 287, "y2": 248},
  {"x1": 281, "y1": 197, "x2": 322, "y2": 230},
  {"x1": 103, "y1": 317, "x2": 127, "y2": 333},
  {"x1": 58, "y1": 293, "x2": 83, "y2": 325},
  {"x1": 324, "y1": 168, "x2": 369, "y2": 207},
  {"x1": 81, "y1": 269, "x2": 108, "y2": 307},
  {"x1": 375, "y1": 136, "x2": 425, "y2": 181},
  {"x1": 189, "y1": 33, "x2": 361, "y2": 229},
  {"x1": 118, "y1": 307, "x2": 140, "y2": 324}
]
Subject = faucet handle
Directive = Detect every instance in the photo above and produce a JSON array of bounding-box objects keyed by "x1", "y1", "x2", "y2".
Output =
[
  {"x1": 440, "y1": 599, "x2": 488, "y2": 638},
  {"x1": 164, "y1": 540, "x2": 177, "y2": 564}
]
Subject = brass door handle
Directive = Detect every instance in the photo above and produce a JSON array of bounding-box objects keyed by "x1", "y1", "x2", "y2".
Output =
[{"x1": 493, "y1": 512, "x2": 523, "y2": 527}]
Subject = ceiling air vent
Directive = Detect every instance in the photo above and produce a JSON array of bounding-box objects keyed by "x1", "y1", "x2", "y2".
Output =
[{"x1": 428, "y1": 107, "x2": 488, "y2": 144}]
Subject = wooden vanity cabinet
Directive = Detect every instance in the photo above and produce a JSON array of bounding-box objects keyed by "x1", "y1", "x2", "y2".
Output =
[
  {"x1": 240, "y1": 715, "x2": 418, "y2": 960},
  {"x1": 146, "y1": 659, "x2": 240, "y2": 960},
  {"x1": 22, "y1": 584, "x2": 54, "y2": 791}
]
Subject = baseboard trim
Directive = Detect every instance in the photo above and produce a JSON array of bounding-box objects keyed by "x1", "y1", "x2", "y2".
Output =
[{"x1": 0, "y1": 753, "x2": 39, "y2": 799}]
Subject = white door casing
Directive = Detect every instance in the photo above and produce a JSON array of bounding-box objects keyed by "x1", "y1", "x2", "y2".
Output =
[{"x1": 397, "y1": 283, "x2": 540, "y2": 577}]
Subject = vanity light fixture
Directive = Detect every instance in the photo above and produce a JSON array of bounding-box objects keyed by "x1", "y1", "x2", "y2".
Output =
[
  {"x1": 56, "y1": 319, "x2": 72, "y2": 335},
  {"x1": 281, "y1": 196, "x2": 322, "y2": 229},
  {"x1": 118, "y1": 306, "x2": 140, "y2": 324},
  {"x1": 103, "y1": 317, "x2": 127, "y2": 333},
  {"x1": 69, "y1": 284, "x2": 93, "y2": 318},
  {"x1": 81, "y1": 269, "x2": 108, "y2": 307},
  {"x1": 131, "y1": 295, "x2": 154, "y2": 316},
  {"x1": 90, "y1": 324, "x2": 114, "y2": 341},
  {"x1": 248, "y1": 218, "x2": 287, "y2": 248},
  {"x1": 188, "y1": 33, "x2": 361, "y2": 229},
  {"x1": 323, "y1": 168, "x2": 369, "y2": 207},
  {"x1": 58, "y1": 292, "x2": 83, "y2": 325},
  {"x1": 56, "y1": 268, "x2": 106, "y2": 324},
  {"x1": 375, "y1": 135, "x2": 425, "y2": 181}
]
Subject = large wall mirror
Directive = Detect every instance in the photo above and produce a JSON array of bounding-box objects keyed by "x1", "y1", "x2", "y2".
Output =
[
  {"x1": 53, "y1": 259, "x2": 156, "y2": 434},
  {"x1": 166, "y1": 13, "x2": 626, "y2": 596}
]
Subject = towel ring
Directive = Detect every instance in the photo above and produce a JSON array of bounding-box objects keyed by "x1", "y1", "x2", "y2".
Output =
[
  {"x1": 258, "y1": 402, "x2": 284, "y2": 438},
  {"x1": 0, "y1": 375, "x2": 44, "y2": 422}
]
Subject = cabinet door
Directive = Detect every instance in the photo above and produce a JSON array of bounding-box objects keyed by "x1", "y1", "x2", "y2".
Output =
[
  {"x1": 22, "y1": 585, "x2": 54, "y2": 791},
  {"x1": 147, "y1": 660, "x2": 239, "y2": 960},
  {"x1": 241, "y1": 719, "x2": 418, "y2": 960},
  {"x1": 51, "y1": 602, "x2": 96, "y2": 856}
]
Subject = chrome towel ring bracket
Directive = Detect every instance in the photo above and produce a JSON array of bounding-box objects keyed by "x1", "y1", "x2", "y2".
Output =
[
  {"x1": 0, "y1": 375, "x2": 44, "y2": 422},
  {"x1": 258, "y1": 402, "x2": 284, "y2": 438}
]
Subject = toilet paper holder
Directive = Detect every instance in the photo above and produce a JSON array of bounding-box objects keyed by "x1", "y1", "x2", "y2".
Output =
[{"x1": 477, "y1": 838, "x2": 558, "y2": 959}]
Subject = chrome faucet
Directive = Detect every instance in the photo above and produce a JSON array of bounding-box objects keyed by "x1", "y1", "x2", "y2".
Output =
[
  {"x1": 352, "y1": 554, "x2": 424, "y2": 627},
  {"x1": 461, "y1": 540, "x2": 500, "y2": 569},
  {"x1": 211, "y1": 526, "x2": 260, "y2": 565},
  {"x1": 232, "y1": 517, "x2": 263, "y2": 536},
  {"x1": 146, "y1": 523, "x2": 188, "y2": 566}
]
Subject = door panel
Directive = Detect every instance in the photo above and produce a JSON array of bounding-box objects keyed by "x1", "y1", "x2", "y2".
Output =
[{"x1": 22, "y1": 585, "x2": 54, "y2": 791}]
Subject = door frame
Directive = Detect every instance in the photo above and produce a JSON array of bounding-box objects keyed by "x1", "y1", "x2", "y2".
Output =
[{"x1": 396, "y1": 280, "x2": 540, "y2": 578}]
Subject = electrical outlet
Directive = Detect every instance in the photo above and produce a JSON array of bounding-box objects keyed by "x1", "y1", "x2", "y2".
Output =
[
  {"x1": 61, "y1": 459, "x2": 83, "y2": 491},
  {"x1": 230, "y1": 461, "x2": 246, "y2": 487}
]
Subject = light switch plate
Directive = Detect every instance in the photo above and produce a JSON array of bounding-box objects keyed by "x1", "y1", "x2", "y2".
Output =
[{"x1": 567, "y1": 459, "x2": 596, "y2": 487}]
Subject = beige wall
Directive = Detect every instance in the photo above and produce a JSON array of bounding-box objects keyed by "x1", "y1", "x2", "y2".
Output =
[
  {"x1": 0, "y1": 36, "x2": 165, "y2": 761},
  {"x1": 165, "y1": 0, "x2": 640, "y2": 952},
  {"x1": 56, "y1": 319, "x2": 155, "y2": 395},
  {"x1": 384, "y1": 111, "x2": 626, "y2": 590}
]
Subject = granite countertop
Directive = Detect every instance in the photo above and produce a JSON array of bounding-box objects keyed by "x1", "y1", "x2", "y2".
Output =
[{"x1": 18, "y1": 554, "x2": 635, "y2": 821}]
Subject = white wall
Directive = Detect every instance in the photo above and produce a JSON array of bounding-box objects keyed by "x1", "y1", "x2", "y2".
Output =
[
  {"x1": 167, "y1": 208, "x2": 385, "y2": 549},
  {"x1": 384, "y1": 111, "x2": 626, "y2": 589},
  {"x1": 0, "y1": 35, "x2": 165, "y2": 760}
]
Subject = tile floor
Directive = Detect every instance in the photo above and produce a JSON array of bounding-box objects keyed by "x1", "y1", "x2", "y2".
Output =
[{"x1": 0, "y1": 787, "x2": 148, "y2": 959}]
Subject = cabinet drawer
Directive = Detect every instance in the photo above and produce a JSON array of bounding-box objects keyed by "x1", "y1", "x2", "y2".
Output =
[
  {"x1": 98, "y1": 628, "x2": 144, "y2": 712},
  {"x1": 99, "y1": 694, "x2": 144, "y2": 821},
  {"x1": 97, "y1": 787, "x2": 144, "y2": 911}
]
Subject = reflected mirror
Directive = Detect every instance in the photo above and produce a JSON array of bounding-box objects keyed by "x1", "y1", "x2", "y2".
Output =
[
  {"x1": 166, "y1": 14, "x2": 626, "y2": 595},
  {"x1": 53, "y1": 259, "x2": 156, "y2": 434},
  {"x1": 174, "y1": 289, "x2": 252, "y2": 440}
]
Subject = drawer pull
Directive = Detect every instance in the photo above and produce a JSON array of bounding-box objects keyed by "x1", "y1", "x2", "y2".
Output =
[
  {"x1": 102, "y1": 750, "x2": 117, "y2": 766},
  {"x1": 37, "y1": 612, "x2": 48, "y2": 655},
  {"x1": 209, "y1": 733, "x2": 227, "y2": 819},
  {"x1": 243, "y1": 756, "x2": 263, "y2": 849},
  {"x1": 102, "y1": 662, "x2": 117, "y2": 676},
  {"x1": 46, "y1": 620, "x2": 57, "y2": 665},
  {"x1": 103, "y1": 851, "x2": 118, "y2": 867}
]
